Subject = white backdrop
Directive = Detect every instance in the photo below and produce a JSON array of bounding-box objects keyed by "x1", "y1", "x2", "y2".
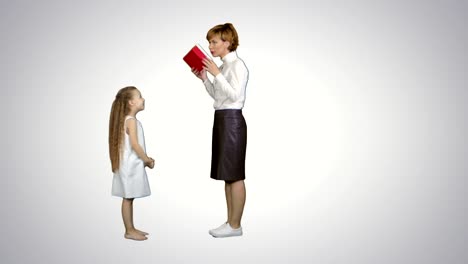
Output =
[{"x1": 1, "y1": 0, "x2": 467, "y2": 263}]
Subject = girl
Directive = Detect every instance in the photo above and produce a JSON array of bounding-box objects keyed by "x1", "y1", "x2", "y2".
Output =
[
  {"x1": 191, "y1": 23, "x2": 249, "y2": 238},
  {"x1": 109, "y1": 86, "x2": 155, "y2": 241}
]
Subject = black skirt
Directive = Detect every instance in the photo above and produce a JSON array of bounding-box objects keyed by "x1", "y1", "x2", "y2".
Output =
[{"x1": 211, "y1": 109, "x2": 247, "y2": 181}]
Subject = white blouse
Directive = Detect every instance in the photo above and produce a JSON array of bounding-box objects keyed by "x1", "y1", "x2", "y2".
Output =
[{"x1": 203, "y1": 51, "x2": 249, "y2": 110}]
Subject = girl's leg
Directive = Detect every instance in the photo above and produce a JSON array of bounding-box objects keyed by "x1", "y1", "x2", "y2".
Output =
[
  {"x1": 122, "y1": 198, "x2": 134, "y2": 231},
  {"x1": 131, "y1": 201, "x2": 149, "y2": 236},
  {"x1": 228, "y1": 180, "x2": 246, "y2": 229},
  {"x1": 121, "y1": 198, "x2": 147, "y2": 240}
]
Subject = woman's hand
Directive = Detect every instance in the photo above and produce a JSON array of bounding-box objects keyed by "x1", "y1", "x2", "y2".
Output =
[
  {"x1": 192, "y1": 67, "x2": 207, "y2": 81},
  {"x1": 203, "y1": 58, "x2": 221, "y2": 77}
]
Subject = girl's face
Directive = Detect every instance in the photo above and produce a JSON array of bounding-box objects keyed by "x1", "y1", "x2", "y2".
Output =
[
  {"x1": 208, "y1": 35, "x2": 230, "y2": 58},
  {"x1": 129, "y1": 89, "x2": 145, "y2": 111}
]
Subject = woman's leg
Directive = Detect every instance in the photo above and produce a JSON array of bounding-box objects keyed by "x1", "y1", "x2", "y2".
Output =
[
  {"x1": 225, "y1": 182, "x2": 233, "y2": 223},
  {"x1": 209, "y1": 184, "x2": 232, "y2": 235},
  {"x1": 122, "y1": 198, "x2": 147, "y2": 240},
  {"x1": 228, "y1": 180, "x2": 246, "y2": 229}
]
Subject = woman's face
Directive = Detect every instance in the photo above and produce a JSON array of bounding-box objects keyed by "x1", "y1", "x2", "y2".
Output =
[{"x1": 208, "y1": 35, "x2": 230, "y2": 58}]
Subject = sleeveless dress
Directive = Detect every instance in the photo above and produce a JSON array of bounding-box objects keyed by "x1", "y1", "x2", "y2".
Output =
[{"x1": 112, "y1": 116, "x2": 151, "y2": 198}]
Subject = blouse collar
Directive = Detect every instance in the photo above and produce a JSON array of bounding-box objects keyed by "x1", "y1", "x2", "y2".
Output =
[{"x1": 221, "y1": 51, "x2": 238, "y2": 63}]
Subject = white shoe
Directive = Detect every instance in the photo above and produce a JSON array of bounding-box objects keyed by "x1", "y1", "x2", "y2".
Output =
[
  {"x1": 209, "y1": 222, "x2": 228, "y2": 235},
  {"x1": 210, "y1": 223, "x2": 243, "y2": 238}
]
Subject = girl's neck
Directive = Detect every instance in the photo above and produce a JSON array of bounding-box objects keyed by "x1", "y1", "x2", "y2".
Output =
[{"x1": 127, "y1": 109, "x2": 139, "y2": 118}]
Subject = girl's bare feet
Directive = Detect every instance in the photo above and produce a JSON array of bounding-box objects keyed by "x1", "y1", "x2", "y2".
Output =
[
  {"x1": 135, "y1": 228, "x2": 149, "y2": 236},
  {"x1": 124, "y1": 230, "x2": 147, "y2": 241}
]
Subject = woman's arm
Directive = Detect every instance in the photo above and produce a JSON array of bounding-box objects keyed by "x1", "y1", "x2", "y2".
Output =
[
  {"x1": 213, "y1": 62, "x2": 248, "y2": 101},
  {"x1": 192, "y1": 67, "x2": 215, "y2": 99},
  {"x1": 203, "y1": 79, "x2": 216, "y2": 99}
]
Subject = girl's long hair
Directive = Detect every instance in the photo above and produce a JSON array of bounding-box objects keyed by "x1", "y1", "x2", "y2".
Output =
[{"x1": 109, "y1": 86, "x2": 137, "y2": 172}]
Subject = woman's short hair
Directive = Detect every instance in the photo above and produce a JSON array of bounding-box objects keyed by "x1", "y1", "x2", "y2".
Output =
[{"x1": 206, "y1": 23, "x2": 239, "y2": 51}]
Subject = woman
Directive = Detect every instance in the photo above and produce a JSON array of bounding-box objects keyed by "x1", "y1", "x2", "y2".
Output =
[{"x1": 191, "y1": 23, "x2": 249, "y2": 238}]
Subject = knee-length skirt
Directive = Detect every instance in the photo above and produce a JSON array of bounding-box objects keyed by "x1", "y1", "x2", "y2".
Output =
[{"x1": 211, "y1": 109, "x2": 247, "y2": 181}]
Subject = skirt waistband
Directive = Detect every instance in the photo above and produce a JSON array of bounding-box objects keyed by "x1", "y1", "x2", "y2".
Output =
[{"x1": 214, "y1": 109, "x2": 243, "y2": 117}]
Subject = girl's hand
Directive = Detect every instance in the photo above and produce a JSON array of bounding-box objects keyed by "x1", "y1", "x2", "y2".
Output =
[
  {"x1": 203, "y1": 58, "x2": 221, "y2": 77},
  {"x1": 145, "y1": 157, "x2": 155, "y2": 169},
  {"x1": 191, "y1": 67, "x2": 207, "y2": 81}
]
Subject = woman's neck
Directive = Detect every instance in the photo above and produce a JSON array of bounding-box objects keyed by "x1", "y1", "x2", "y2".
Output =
[{"x1": 220, "y1": 50, "x2": 230, "y2": 59}]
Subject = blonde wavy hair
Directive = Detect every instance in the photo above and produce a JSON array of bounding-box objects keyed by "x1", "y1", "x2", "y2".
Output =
[{"x1": 108, "y1": 86, "x2": 137, "y2": 172}]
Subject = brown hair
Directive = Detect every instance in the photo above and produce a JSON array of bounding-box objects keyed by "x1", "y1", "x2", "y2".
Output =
[
  {"x1": 108, "y1": 86, "x2": 137, "y2": 172},
  {"x1": 206, "y1": 23, "x2": 239, "y2": 51}
]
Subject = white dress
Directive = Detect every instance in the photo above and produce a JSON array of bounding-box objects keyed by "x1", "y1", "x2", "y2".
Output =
[{"x1": 112, "y1": 116, "x2": 151, "y2": 198}]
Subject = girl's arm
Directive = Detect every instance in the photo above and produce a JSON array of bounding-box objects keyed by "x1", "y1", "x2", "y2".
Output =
[{"x1": 126, "y1": 118, "x2": 152, "y2": 165}]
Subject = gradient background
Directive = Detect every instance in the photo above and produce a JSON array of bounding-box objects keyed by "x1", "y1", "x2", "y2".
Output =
[{"x1": 1, "y1": 0, "x2": 467, "y2": 263}]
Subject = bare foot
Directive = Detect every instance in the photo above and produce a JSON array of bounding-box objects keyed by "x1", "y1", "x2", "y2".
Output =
[
  {"x1": 135, "y1": 229, "x2": 149, "y2": 236},
  {"x1": 124, "y1": 231, "x2": 147, "y2": 241}
]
